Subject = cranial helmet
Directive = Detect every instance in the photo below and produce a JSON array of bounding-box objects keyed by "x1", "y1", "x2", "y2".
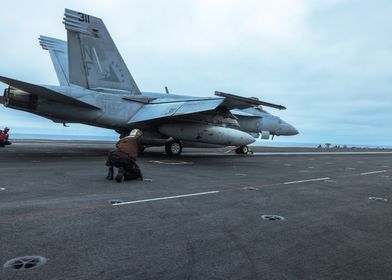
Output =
[{"x1": 130, "y1": 129, "x2": 143, "y2": 138}]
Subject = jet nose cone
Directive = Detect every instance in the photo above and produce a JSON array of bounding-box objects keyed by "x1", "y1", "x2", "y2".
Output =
[
  {"x1": 278, "y1": 121, "x2": 299, "y2": 136},
  {"x1": 288, "y1": 124, "x2": 299, "y2": 136}
]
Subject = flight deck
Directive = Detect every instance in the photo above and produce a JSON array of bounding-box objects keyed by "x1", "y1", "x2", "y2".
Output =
[{"x1": 0, "y1": 141, "x2": 391, "y2": 280}]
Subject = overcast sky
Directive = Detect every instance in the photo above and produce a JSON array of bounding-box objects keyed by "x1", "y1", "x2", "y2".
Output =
[{"x1": 0, "y1": 0, "x2": 391, "y2": 145}]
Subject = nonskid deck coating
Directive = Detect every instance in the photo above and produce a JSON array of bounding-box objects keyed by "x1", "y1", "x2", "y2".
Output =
[{"x1": 0, "y1": 141, "x2": 391, "y2": 280}]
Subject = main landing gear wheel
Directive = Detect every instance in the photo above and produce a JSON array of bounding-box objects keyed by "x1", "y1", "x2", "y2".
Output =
[
  {"x1": 165, "y1": 140, "x2": 183, "y2": 156},
  {"x1": 235, "y1": 145, "x2": 249, "y2": 154}
]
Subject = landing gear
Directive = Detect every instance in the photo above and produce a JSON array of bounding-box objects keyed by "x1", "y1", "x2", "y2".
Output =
[
  {"x1": 165, "y1": 140, "x2": 183, "y2": 156},
  {"x1": 235, "y1": 145, "x2": 249, "y2": 154}
]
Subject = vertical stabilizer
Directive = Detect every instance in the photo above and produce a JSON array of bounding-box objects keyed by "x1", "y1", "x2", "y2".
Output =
[
  {"x1": 39, "y1": 36, "x2": 69, "y2": 86},
  {"x1": 63, "y1": 9, "x2": 140, "y2": 94}
]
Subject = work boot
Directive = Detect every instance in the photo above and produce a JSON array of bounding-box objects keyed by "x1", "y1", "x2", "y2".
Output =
[
  {"x1": 138, "y1": 172, "x2": 144, "y2": 181},
  {"x1": 116, "y1": 167, "x2": 125, "y2": 183},
  {"x1": 106, "y1": 167, "x2": 114, "y2": 180}
]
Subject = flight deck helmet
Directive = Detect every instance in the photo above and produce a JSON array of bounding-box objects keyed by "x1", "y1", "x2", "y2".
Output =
[{"x1": 130, "y1": 129, "x2": 143, "y2": 138}]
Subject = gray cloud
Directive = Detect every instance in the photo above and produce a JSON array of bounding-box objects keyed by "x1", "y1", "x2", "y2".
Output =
[{"x1": 0, "y1": 0, "x2": 391, "y2": 145}]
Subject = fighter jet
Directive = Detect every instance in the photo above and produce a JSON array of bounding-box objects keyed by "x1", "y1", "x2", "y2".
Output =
[{"x1": 0, "y1": 9, "x2": 298, "y2": 156}]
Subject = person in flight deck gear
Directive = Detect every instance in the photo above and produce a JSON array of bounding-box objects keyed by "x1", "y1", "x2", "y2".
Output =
[
  {"x1": 0, "y1": 127, "x2": 11, "y2": 147},
  {"x1": 105, "y1": 129, "x2": 144, "y2": 182}
]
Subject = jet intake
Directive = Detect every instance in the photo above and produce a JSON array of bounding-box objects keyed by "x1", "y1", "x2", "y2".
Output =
[
  {"x1": 260, "y1": 131, "x2": 270, "y2": 140},
  {"x1": 247, "y1": 132, "x2": 260, "y2": 138},
  {"x1": 3, "y1": 87, "x2": 38, "y2": 111},
  {"x1": 159, "y1": 123, "x2": 255, "y2": 146}
]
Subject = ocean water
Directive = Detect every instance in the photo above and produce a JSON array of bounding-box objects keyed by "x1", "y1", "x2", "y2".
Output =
[
  {"x1": 12, "y1": 133, "x2": 117, "y2": 141},
  {"x1": 254, "y1": 141, "x2": 392, "y2": 149}
]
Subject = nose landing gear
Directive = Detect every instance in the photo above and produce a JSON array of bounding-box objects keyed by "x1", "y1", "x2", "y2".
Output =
[{"x1": 235, "y1": 145, "x2": 250, "y2": 154}]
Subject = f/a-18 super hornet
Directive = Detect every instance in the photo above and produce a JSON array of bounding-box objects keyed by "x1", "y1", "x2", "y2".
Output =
[{"x1": 0, "y1": 9, "x2": 298, "y2": 156}]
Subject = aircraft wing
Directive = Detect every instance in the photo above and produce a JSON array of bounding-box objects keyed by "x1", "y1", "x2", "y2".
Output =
[
  {"x1": 230, "y1": 109, "x2": 260, "y2": 117},
  {"x1": 0, "y1": 76, "x2": 99, "y2": 109},
  {"x1": 128, "y1": 98, "x2": 223, "y2": 123},
  {"x1": 128, "y1": 90, "x2": 283, "y2": 124},
  {"x1": 215, "y1": 91, "x2": 286, "y2": 110}
]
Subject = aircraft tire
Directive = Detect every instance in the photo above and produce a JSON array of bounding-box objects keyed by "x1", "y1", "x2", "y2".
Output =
[
  {"x1": 239, "y1": 145, "x2": 249, "y2": 154},
  {"x1": 165, "y1": 140, "x2": 182, "y2": 156}
]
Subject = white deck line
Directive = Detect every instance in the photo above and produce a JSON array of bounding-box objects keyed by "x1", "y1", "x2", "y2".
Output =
[
  {"x1": 113, "y1": 191, "x2": 220, "y2": 206},
  {"x1": 113, "y1": 170, "x2": 389, "y2": 207},
  {"x1": 360, "y1": 170, "x2": 387, "y2": 175},
  {"x1": 283, "y1": 177, "x2": 330, "y2": 185}
]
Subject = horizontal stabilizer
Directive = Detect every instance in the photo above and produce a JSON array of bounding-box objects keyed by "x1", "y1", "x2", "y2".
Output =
[
  {"x1": 0, "y1": 76, "x2": 99, "y2": 109},
  {"x1": 215, "y1": 91, "x2": 286, "y2": 110}
]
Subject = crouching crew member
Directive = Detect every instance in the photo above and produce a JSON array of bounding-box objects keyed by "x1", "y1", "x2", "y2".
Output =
[
  {"x1": 106, "y1": 129, "x2": 143, "y2": 182},
  {"x1": 0, "y1": 127, "x2": 11, "y2": 147}
]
